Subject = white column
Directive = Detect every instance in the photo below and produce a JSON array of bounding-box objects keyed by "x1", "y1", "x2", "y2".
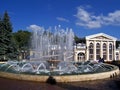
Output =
[
  {"x1": 94, "y1": 41, "x2": 96, "y2": 60},
  {"x1": 100, "y1": 41, "x2": 103, "y2": 58},
  {"x1": 86, "y1": 40, "x2": 89, "y2": 60},
  {"x1": 113, "y1": 41, "x2": 116, "y2": 60},
  {"x1": 107, "y1": 41, "x2": 109, "y2": 61}
]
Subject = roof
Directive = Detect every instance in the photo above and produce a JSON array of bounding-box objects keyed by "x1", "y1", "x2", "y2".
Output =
[{"x1": 85, "y1": 33, "x2": 117, "y2": 41}]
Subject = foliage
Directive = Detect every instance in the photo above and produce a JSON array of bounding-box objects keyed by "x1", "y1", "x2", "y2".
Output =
[
  {"x1": 13, "y1": 30, "x2": 31, "y2": 50},
  {"x1": 0, "y1": 11, "x2": 18, "y2": 60},
  {"x1": 74, "y1": 35, "x2": 86, "y2": 44},
  {"x1": 116, "y1": 40, "x2": 120, "y2": 48},
  {"x1": 0, "y1": 18, "x2": 7, "y2": 59}
]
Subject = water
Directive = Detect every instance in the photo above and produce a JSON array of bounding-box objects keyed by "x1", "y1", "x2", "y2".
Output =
[
  {"x1": 0, "y1": 60, "x2": 116, "y2": 75},
  {"x1": 31, "y1": 25, "x2": 74, "y2": 62},
  {"x1": 28, "y1": 25, "x2": 76, "y2": 73}
]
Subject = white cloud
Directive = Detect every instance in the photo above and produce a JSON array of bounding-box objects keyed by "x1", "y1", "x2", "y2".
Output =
[
  {"x1": 75, "y1": 6, "x2": 120, "y2": 29},
  {"x1": 56, "y1": 17, "x2": 69, "y2": 22},
  {"x1": 27, "y1": 24, "x2": 44, "y2": 31},
  {"x1": 102, "y1": 10, "x2": 120, "y2": 25}
]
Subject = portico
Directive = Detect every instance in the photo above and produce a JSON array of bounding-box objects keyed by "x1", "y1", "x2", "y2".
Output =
[{"x1": 74, "y1": 33, "x2": 118, "y2": 62}]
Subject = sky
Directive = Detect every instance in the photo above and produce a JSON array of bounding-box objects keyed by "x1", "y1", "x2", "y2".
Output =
[{"x1": 1, "y1": 0, "x2": 120, "y2": 39}]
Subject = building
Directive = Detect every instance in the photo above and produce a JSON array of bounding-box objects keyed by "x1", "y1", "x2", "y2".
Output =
[{"x1": 74, "y1": 33, "x2": 120, "y2": 62}]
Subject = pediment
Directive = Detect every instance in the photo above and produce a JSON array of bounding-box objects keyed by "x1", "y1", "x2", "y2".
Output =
[
  {"x1": 86, "y1": 33, "x2": 117, "y2": 41},
  {"x1": 90, "y1": 36, "x2": 113, "y2": 40}
]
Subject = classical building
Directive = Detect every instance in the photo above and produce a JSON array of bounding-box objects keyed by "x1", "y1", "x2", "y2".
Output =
[{"x1": 74, "y1": 33, "x2": 120, "y2": 62}]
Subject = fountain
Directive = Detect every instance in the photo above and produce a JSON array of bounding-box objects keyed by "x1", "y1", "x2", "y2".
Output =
[
  {"x1": 30, "y1": 25, "x2": 74, "y2": 72},
  {"x1": 0, "y1": 25, "x2": 119, "y2": 82}
]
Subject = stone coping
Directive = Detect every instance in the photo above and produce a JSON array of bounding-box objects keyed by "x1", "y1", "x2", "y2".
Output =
[
  {"x1": 0, "y1": 61, "x2": 7, "y2": 64},
  {"x1": 0, "y1": 66, "x2": 119, "y2": 83}
]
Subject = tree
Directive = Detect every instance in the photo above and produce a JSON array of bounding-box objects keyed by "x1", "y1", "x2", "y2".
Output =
[
  {"x1": 0, "y1": 11, "x2": 18, "y2": 60},
  {"x1": 74, "y1": 35, "x2": 86, "y2": 44},
  {"x1": 116, "y1": 40, "x2": 120, "y2": 48},
  {"x1": 13, "y1": 30, "x2": 31, "y2": 60},
  {"x1": 74, "y1": 35, "x2": 80, "y2": 44},
  {"x1": 13, "y1": 30, "x2": 31, "y2": 50},
  {"x1": 79, "y1": 37, "x2": 86, "y2": 43},
  {"x1": 0, "y1": 17, "x2": 7, "y2": 60}
]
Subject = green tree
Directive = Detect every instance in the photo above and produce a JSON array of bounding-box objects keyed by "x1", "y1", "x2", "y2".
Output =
[
  {"x1": 74, "y1": 35, "x2": 80, "y2": 44},
  {"x1": 74, "y1": 35, "x2": 86, "y2": 44},
  {"x1": 116, "y1": 40, "x2": 120, "y2": 48},
  {"x1": 0, "y1": 17, "x2": 7, "y2": 60},
  {"x1": 0, "y1": 11, "x2": 18, "y2": 60},
  {"x1": 13, "y1": 30, "x2": 31, "y2": 51},
  {"x1": 79, "y1": 37, "x2": 86, "y2": 43}
]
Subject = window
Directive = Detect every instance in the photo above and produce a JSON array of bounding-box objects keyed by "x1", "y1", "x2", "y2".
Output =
[
  {"x1": 77, "y1": 53, "x2": 85, "y2": 62},
  {"x1": 103, "y1": 43, "x2": 107, "y2": 60},
  {"x1": 96, "y1": 43, "x2": 100, "y2": 60},
  {"x1": 89, "y1": 43, "x2": 94, "y2": 60},
  {"x1": 116, "y1": 52, "x2": 119, "y2": 60},
  {"x1": 109, "y1": 43, "x2": 113, "y2": 60}
]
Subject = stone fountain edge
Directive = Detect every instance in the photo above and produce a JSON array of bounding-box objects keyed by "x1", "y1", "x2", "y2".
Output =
[{"x1": 0, "y1": 65, "x2": 119, "y2": 83}]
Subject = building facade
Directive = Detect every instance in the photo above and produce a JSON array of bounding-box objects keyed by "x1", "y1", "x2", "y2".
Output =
[{"x1": 74, "y1": 33, "x2": 120, "y2": 62}]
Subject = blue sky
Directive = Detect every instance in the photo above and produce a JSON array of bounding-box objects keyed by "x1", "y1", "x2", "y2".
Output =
[{"x1": 1, "y1": 0, "x2": 120, "y2": 39}]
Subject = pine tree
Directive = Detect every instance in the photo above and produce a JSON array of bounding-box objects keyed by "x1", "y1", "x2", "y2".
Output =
[
  {"x1": 0, "y1": 11, "x2": 18, "y2": 60},
  {"x1": 0, "y1": 17, "x2": 7, "y2": 60}
]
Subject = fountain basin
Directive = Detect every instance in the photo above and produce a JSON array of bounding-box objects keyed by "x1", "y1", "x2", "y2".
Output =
[{"x1": 0, "y1": 62, "x2": 119, "y2": 82}]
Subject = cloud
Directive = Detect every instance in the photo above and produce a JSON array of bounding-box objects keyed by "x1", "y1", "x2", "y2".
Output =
[
  {"x1": 75, "y1": 6, "x2": 120, "y2": 29},
  {"x1": 56, "y1": 17, "x2": 69, "y2": 22},
  {"x1": 27, "y1": 24, "x2": 43, "y2": 31},
  {"x1": 102, "y1": 10, "x2": 120, "y2": 25}
]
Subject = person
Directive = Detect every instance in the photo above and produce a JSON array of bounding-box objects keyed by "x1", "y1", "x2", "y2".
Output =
[
  {"x1": 101, "y1": 58, "x2": 104, "y2": 63},
  {"x1": 98, "y1": 57, "x2": 104, "y2": 63},
  {"x1": 98, "y1": 57, "x2": 102, "y2": 63}
]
